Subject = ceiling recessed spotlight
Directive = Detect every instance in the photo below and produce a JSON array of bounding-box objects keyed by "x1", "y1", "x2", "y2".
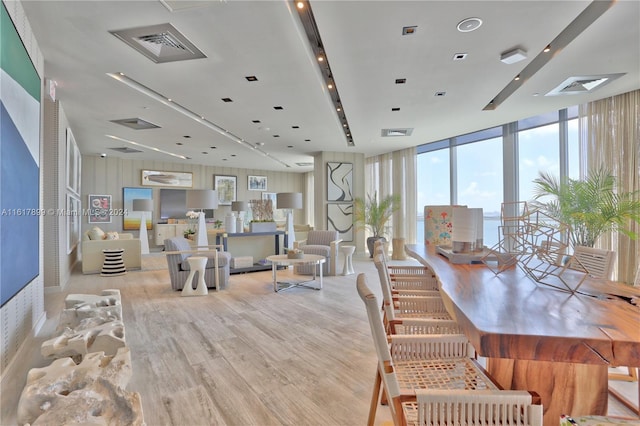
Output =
[
  {"x1": 210, "y1": 146, "x2": 217, "y2": 149},
  {"x1": 297, "y1": 1, "x2": 304, "y2": 9},
  {"x1": 402, "y1": 26, "x2": 417, "y2": 35},
  {"x1": 256, "y1": 142, "x2": 265, "y2": 146},
  {"x1": 183, "y1": 135, "x2": 191, "y2": 138},
  {"x1": 457, "y1": 17, "x2": 482, "y2": 32},
  {"x1": 221, "y1": 97, "x2": 233, "y2": 102},
  {"x1": 292, "y1": 125, "x2": 299, "y2": 129},
  {"x1": 543, "y1": 44, "x2": 551, "y2": 53},
  {"x1": 435, "y1": 91, "x2": 446, "y2": 97},
  {"x1": 343, "y1": 123, "x2": 347, "y2": 127},
  {"x1": 274, "y1": 106, "x2": 284, "y2": 110},
  {"x1": 514, "y1": 75, "x2": 521, "y2": 81},
  {"x1": 392, "y1": 107, "x2": 400, "y2": 111},
  {"x1": 453, "y1": 53, "x2": 468, "y2": 61},
  {"x1": 167, "y1": 98, "x2": 172, "y2": 102},
  {"x1": 245, "y1": 76, "x2": 258, "y2": 81},
  {"x1": 327, "y1": 82, "x2": 333, "y2": 89},
  {"x1": 395, "y1": 78, "x2": 406, "y2": 84},
  {"x1": 252, "y1": 119, "x2": 261, "y2": 123},
  {"x1": 273, "y1": 135, "x2": 280, "y2": 138},
  {"x1": 336, "y1": 106, "x2": 341, "y2": 112},
  {"x1": 304, "y1": 139, "x2": 311, "y2": 142},
  {"x1": 287, "y1": 145, "x2": 293, "y2": 148},
  {"x1": 231, "y1": 154, "x2": 236, "y2": 157},
  {"x1": 202, "y1": 151, "x2": 208, "y2": 154},
  {"x1": 317, "y1": 54, "x2": 324, "y2": 62}
]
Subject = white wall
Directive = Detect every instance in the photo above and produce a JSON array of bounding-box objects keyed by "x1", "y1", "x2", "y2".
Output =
[{"x1": 0, "y1": 0, "x2": 46, "y2": 378}]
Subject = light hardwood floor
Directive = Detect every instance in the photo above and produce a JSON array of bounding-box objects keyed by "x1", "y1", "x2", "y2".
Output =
[{"x1": 1, "y1": 253, "x2": 638, "y2": 425}]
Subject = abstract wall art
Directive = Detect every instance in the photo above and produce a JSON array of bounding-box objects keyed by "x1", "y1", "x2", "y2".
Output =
[{"x1": 327, "y1": 162, "x2": 353, "y2": 202}]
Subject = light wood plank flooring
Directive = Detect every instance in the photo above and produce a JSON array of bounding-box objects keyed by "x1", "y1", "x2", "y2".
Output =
[{"x1": 1, "y1": 253, "x2": 638, "y2": 425}]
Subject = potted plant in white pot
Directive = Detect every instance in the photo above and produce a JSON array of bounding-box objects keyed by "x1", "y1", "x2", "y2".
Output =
[
  {"x1": 354, "y1": 192, "x2": 400, "y2": 257},
  {"x1": 531, "y1": 167, "x2": 640, "y2": 249}
]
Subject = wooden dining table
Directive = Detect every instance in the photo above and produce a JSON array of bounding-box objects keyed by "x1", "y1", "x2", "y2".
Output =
[{"x1": 405, "y1": 244, "x2": 640, "y2": 426}]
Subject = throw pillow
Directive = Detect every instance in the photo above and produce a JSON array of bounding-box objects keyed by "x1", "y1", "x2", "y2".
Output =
[
  {"x1": 88, "y1": 226, "x2": 105, "y2": 240},
  {"x1": 105, "y1": 231, "x2": 119, "y2": 240}
]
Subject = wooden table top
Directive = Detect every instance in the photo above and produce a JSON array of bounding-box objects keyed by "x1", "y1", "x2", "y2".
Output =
[{"x1": 405, "y1": 244, "x2": 640, "y2": 367}]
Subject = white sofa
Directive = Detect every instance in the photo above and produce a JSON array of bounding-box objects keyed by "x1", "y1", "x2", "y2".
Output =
[{"x1": 81, "y1": 231, "x2": 142, "y2": 274}]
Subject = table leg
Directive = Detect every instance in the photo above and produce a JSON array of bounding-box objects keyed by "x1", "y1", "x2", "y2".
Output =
[
  {"x1": 272, "y1": 263, "x2": 278, "y2": 292},
  {"x1": 488, "y1": 358, "x2": 608, "y2": 425},
  {"x1": 318, "y1": 261, "x2": 323, "y2": 289}
]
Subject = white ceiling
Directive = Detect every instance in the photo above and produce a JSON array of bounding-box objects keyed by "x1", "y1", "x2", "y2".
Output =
[{"x1": 19, "y1": 0, "x2": 640, "y2": 173}]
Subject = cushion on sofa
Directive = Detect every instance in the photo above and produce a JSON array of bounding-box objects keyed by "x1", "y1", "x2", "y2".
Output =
[
  {"x1": 105, "y1": 231, "x2": 119, "y2": 240},
  {"x1": 88, "y1": 226, "x2": 105, "y2": 240}
]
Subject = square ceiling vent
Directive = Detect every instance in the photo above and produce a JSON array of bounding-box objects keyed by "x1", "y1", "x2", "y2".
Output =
[
  {"x1": 110, "y1": 118, "x2": 160, "y2": 130},
  {"x1": 110, "y1": 23, "x2": 206, "y2": 63},
  {"x1": 546, "y1": 73, "x2": 624, "y2": 96},
  {"x1": 381, "y1": 128, "x2": 414, "y2": 137}
]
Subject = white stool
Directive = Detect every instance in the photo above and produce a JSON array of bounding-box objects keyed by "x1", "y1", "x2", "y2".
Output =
[
  {"x1": 341, "y1": 245, "x2": 355, "y2": 276},
  {"x1": 182, "y1": 256, "x2": 208, "y2": 297}
]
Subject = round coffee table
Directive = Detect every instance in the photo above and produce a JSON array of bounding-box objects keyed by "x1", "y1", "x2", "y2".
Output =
[{"x1": 265, "y1": 254, "x2": 326, "y2": 292}]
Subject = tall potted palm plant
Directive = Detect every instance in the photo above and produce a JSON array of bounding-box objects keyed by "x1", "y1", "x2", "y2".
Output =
[
  {"x1": 354, "y1": 192, "x2": 400, "y2": 257},
  {"x1": 531, "y1": 167, "x2": 640, "y2": 249}
]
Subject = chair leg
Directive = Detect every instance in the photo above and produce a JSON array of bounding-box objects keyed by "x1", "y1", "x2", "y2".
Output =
[{"x1": 368, "y1": 370, "x2": 382, "y2": 426}]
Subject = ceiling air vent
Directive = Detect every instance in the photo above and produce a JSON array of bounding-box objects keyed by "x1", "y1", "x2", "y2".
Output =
[
  {"x1": 110, "y1": 118, "x2": 160, "y2": 130},
  {"x1": 110, "y1": 23, "x2": 206, "y2": 63},
  {"x1": 381, "y1": 128, "x2": 414, "y2": 137},
  {"x1": 546, "y1": 73, "x2": 624, "y2": 96},
  {"x1": 109, "y1": 147, "x2": 143, "y2": 154}
]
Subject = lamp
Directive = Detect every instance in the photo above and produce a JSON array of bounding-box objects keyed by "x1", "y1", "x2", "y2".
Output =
[
  {"x1": 186, "y1": 189, "x2": 218, "y2": 248},
  {"x1": 276, "y1": 192, "x2": 302, "y2": 250},
  {"x1": 132, "y1": 198, "x2": 153, "y2": 255},
  {"x1": 231, "y1": 201, "x2": 248, "y2": 233}
]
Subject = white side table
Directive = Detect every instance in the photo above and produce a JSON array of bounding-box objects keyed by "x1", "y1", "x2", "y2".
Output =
[
  {"x1": 182, "y1": 256, "x2": 208, "y2": 297},
  {"x1": 341, "y1": 245, "x2": 355, "y2": 276}
]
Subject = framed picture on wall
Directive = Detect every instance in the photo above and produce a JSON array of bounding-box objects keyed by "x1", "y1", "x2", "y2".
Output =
[
  {"x1": 87, "y1": 194, "x2": 112, "y2": 224},
  {"x1": 141, "y1": 170, "x2": 193, "y2": 188},
  {"x1": 248, "y1": 175, "x2": 267, "y2": 191},
  {"x1": 214, "y1": 175, "x2": 237, "y2": 205},
  {"x1": 328, "y1": 203, "x2": 353, "y2": 242},
  {"x1": 123, "y1": 187, "x2": 153, "y2": 230},
  {"x1": 327, "y1": 162, "x2": 353, "y2": 201}
]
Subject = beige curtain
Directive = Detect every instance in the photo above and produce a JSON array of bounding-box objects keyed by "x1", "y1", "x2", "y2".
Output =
[
  {"x1": 365, "y1": 146, "x2": 417, "y2": 244},
  {"x1": 580, "y1": 89, "x2": 640, "y2": 283}
]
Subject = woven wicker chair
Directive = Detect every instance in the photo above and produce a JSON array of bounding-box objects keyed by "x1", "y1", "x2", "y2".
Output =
[
  {"x1": 373, "y1": 254, "x2": 452, "y2": 327},
  {"x1": 373, "y1": 242, "x2": 439, "y2": 292},
  {"x1": 403, "y1": 389, "x2": 543, "y2": 426},
  {"x1": 357, "y1": 273, "x2": 504, "y2": 426}
]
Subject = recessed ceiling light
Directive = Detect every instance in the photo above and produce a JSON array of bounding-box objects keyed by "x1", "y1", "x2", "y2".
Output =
[
  {"x1": 395, "y1": 78, "x2": 406, "y2": 84},
  {"x1": 287, "y1": 145, "x2": 294, "y2": 148},
  {"x1": 292, "y1": 125, "x2": 300, "y2": 129},
  {"x1": 391, "y1": 107, "x2": 400, "y2": 111},
  {"x1": 514, "y1": 75, "x2": 521, "y2": 81},
  {"x1": 435, "y1": 91, "x2": 446, "y2": 97},
  {"x1": 453, "y1": 53, "x2": 468, "y2": 61},
  {"x1": 402, "y1": 26, "x2": 417, "y2": 35},
  {"x1": 176, "y1": 142, "x2": 183, "y2": 145},
  {"x1": 336, "y1": 106, "x2": 341, "y2": 112},
  {"x1": 457, "y1": 17, "x2": 482, "y2": 32},
  {"x1": 274, "y1": 106, "x2": 284, "y2": 110},
  {"x1": 210, "y1": 146, "x2": 217, "y2": 149},
  {"x1": 183, "y1": 135, "x2": 191, "y2": 138},
  {"x1": 252, "y1": 120, "x2": 261, "y2": 123},
  {"x1": 273, "y1": 135, "x2": 280, "y2": 138},
  {"x1": 245, "y1": 76, "x2": 258, "y2": 81},
  {"x1": 305, "y1": 139, "x2": 311, "y2": 142},
  {"x1": 202, "y1": 151, "x2": 208, "y2": 154},
  {"x1": 231, "y1": 154, "x2": 236, "y2": 157},
  {"x1": 297, "y1": 1, "x2": 304, "y2": 9},
  {"x1": 543, "y1": 44, "x2": 551, "y2": 53},
  {"x1": 221, "y1": 97, "x2": 233, "y2": 102},
  {"x1": 327, "y1": 82, "x2": 333, "y2": 89}
]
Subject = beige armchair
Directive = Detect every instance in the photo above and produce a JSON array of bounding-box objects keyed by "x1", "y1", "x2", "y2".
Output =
[
  {"x1": 294, "y1": 230, "x2": 341, "y2": 276},
  {"x1": 81, "y1": 231, "x2": 141, "y2": 274}
]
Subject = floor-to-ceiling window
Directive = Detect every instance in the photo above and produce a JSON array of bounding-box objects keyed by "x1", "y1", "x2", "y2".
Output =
[{"x1": 416, "y1": 106, "x2": 579, "y2": 246}]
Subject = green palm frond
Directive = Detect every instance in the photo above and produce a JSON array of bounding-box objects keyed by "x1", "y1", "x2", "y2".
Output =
[
  {"x1": 531, "y1": 166, "x2": 640, "y2": 247},
  {"x1": 354, "y1": 192, "x2": 401, "y2": 238}
]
